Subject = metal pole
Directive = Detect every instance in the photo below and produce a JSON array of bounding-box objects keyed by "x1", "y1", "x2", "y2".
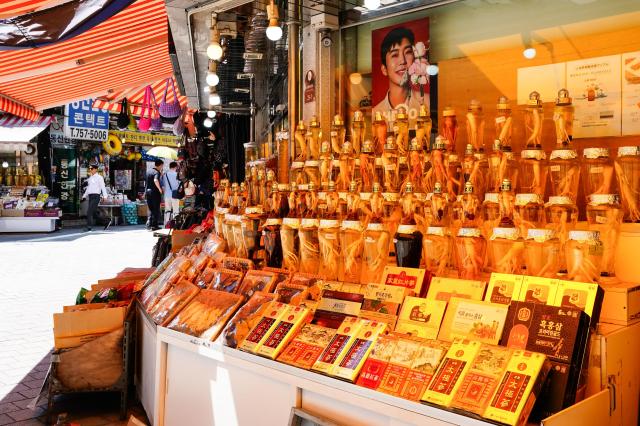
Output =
[{"x1": 283, "y1": 0, "x2": 300, "y2": 184}]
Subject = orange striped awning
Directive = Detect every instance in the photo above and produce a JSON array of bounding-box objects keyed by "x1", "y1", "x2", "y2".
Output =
[
  {"x1": 93, "y1": 77, "x2": 187, "y2": 116},
  {"x1": 0, "y1": 94, "x2": 40, "y2": 121},
  {"x1": 0, "y1": 0, "x2": 173, "y2": 119},
  {"x1": 0, "y1": 0, "x2": 66, "y2": 19}
]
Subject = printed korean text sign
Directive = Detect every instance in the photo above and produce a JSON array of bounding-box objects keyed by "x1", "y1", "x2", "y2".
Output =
[{"x1": 64, "y1": 99, "x2": 109, "y2": 142}]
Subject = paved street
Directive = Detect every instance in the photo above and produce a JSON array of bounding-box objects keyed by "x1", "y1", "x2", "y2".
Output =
[{"x1": 0, "y1": 226, "x2": 156, "y2": 424}]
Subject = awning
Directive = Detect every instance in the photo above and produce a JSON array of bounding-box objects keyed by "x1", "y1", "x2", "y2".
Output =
[
  {"x1": 0, "y1": 0, "x2": 173, "y2": 119},
  {"x1": 0, "y1": 114, "x2": 52, "y2": 143},
  {"x1": 0, "y1": 0, "x2": 65, "y2": 19},
  {"x1": 93, "y1": 77, "x2": 188, "y2": 116},
  {"x1": 0, "y1": 94, "x2": 40, "y2": 121}
]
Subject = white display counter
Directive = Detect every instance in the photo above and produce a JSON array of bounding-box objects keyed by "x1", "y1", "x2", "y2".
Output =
[
  {"x1": 0, "y1": 216, "x2": 57, "y2": 232},
  {"x1": 136, "y1": 314, "x2": 640, "y2": 426}
]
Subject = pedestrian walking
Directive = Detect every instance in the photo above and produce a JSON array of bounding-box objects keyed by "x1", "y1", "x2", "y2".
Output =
[
  {"x1": 82, "y1": 164, "x2": 108, "y2": 231},
  {"x1": 145, "y1": 159, "x2": 164, "y2": 230},
  {"x1": 162, "y1": 161, "x2": 181, "y2": 225}
]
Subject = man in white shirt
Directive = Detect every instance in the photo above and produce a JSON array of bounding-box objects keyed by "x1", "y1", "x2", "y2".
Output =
[
  {"x1": 372, "y1": 27, "x2": 427, "y2": 124},
  {"x1": 82, "y1": 164, "x2": 108, "y2": 231}
]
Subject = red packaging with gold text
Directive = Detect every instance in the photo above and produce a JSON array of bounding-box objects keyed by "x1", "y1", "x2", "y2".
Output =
[
  {"x1": 356, "y1": 334, "x2": 398, "y2": 390},
  {"x1": 422, "y1": 339, "x2": 482, "y2": 406},
  {"x1": 379, "y1": 266, "x2": 426, "y2": 296},
  {"x1": 377, "y1": 336, "x2": 422, "y2": 396},
  {"x1": 256, "y1": 305, "x2": 310, "y2": 359},
  {"x1": 277, "y1": 323, "x2": 336, "y2": 369},
  {"x1": 483, "y1": 350, "x2": 551, "y2": 426},
  {"x1": 451, "y1": 344, "x2": 513, "y2": 415},
  {"x1": 331, "y1": 320, "x2": 388, "y2": 382},
  {"x1": 400, "y1": 339, "x2": 450, "y2": 401},
  {"x1": 238, "y1": 301, "x2": 288, "y2": 353},
  {"x1": 312, "y1": 317, "x2": 362, "y2": 375}
]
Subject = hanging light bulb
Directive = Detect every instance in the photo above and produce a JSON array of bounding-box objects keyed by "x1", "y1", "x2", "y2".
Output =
[
  {"x1": 207, "y1": 15, "x2": 223, "y2": 60},
  {"x1": 266, "y1": 0, "x2": 283, "y2": 41},
  {"x1": 364, "y1": 0, "x2": 381, "y2": 10},
  {"x1": 209, "y1": 92, "x2": 221, "y2": 106},
  {"x1": 427, "y1": 64, "x2": 439, "y2": 75},
  {"x1": 206, "y1": 61, "x2": 219, "y2": 86},
  {"x1": 349, "y1": 72, "x2": 363, "y2": 85},
  {"x1": 206, "y1": 72, "x2": 219, "y2": 86},
  {"x1": 523, "y1": 47, "x2": 537, "y2": 59},
  {"x1": 203, "y1": 118, "x2": 213, "y2": 128},
  {"x1": 207, "y1": 110, "x2": 216, "y2": 118},
  {"x1": 1, "y1": 161, "x2": 8, "y2": 168}
]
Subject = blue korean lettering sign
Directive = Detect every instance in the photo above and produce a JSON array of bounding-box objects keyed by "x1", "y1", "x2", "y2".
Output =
[{"x1": 64, "y1": 99, "x2": 109, "y2": 142}]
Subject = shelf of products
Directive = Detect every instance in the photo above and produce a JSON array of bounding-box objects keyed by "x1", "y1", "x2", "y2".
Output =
[{"x1": 0, "y1": 186, "x2": 60, "y2": 232}]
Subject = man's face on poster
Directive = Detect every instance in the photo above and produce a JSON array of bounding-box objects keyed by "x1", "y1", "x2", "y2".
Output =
[{"x1": 381, "y1": 37, "x2": 415, "y2": 88}]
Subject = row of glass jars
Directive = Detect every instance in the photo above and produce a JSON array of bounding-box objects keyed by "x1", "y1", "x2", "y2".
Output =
[{"x1": 286, "y1": 143, "x2": 640, "y2": 223}]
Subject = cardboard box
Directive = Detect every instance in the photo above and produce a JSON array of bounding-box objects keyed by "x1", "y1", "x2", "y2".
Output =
[
  {"x1": 483, "y1": 350, "x2": 551, "y2": 426},
  {"x1": 312, "y1": 316, "x2": 362, "y2": 375},
  {"x1": 395, "y1": 297, "x2": 447, "y2": 340},
  {"x1": 438, "y1": 298, "x2": 509, "y2": 345},
  {"x1": 24, "y1": 209, "x2": 44, "y2": 217},
  {"x1": 422, "y1": 339, "x2": 482, "y2": 406},
  {"x1": 331, "y1": 320, "x2": 388, "y2": 381},
  {"x1": 516, "y1": 276, "x2": 558, "y2": 304},
  {"x1": 485, "y1": 273, "x2": 524, "y2": 305},
  {"x1": 239, "y1": 302, "x2": 288, "y2": 353},
  {"x1": 256, "y1": 305, "x2": 310, "y2": 359},
  {"x1": 356, "y1": 334, "x2": 398, "y2": 390},
  {"x1": 1, "y1": 209, "x2": 24, "y2": 217},
  {"x1": 171, "y1": 230, "x2": 204, "y2": 253},
  {"x1": 400, "y1": 339, "x2": 450, "y2": 401},
  {"x1": 599, "y1": 281, "x2": 640, "y2": 325},
  {"x1": 379, "y1": 266, "x2": 427, "y2": 296},
  {"x1": 53, "y1": 306, "x2": 126, "y2": 349},
  {"x1": 427, "y1": 277, "x2": 486, "y2": 302},
  {"x1": 552, "y1": 280, "x2": 604, "y2": 326},
  {"x1": 377, "y1": 337, "x2": 421, "y2": 395}
]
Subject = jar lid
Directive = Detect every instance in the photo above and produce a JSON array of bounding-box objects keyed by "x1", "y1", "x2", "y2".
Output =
[
  {"x1": 427, "y1": 226, "x2": 448, "y2": 236},
  {"x1": 366, "y1": 222, "x2": 386, "y2": 231},
  {"x1": 375, "y1": 157, "x2": 383, "y2": 166},
  {"x1": 292, "y1": 161, "x2": 305, "y2": 169},
  {"x1": 301, "y1": 218, "x2": 319, "y2": 228},
  {"x1": 383, "y1": 192, "x2": 400, "y2": 202},
  {"x1": 496, "y1": 96, "x2": 511, "y2": 110},
  {"x1": 353, "y1": 110, "x2": 364, "y2": 122},
  {"x1": 528, "y1": 91, "x2": 542, "y2": 106},
  {"x1": 360, "y1": 192, "x2": 372, "y2": 200},
  {"x1": 464, "y1": 181, "x2": 474, "y2": 194},
  {"x1": 583, "y1": 147, "x2": 609, "y2": 159},
  {"x1": 409, "y1": 138, "x2": 421, "y2": 151},
  {"x1": 500, "y1": 179, "x2": 512, "y2": 192},
  {"x1": 320, "y1": 219, "x2": 340, "y2": 228},
  {"x1": 434, "y1": 135, "x2": 447, "y2": 150},
  {"x1": 349, "y1": 181, "x2": 358, "y2": 193},
  {"x1": 521, "y1": 149, "x2": 546, "y2": 160},
  {"x1": 465, "y1": 144, "x2": 474, "y2": 155},
  {"x1": 419, "y1": 104, "x2": 430, "y2": 118},
  {"x1": 588, "y1": 194, "x2": 620, "y2": 206},
  {"x1": 474, "y1": 152, "x2": 486, "y2": 161},
  {"x1": 515, "y1": 193, "x2": 543, "y2": 206},
  {"x1": 618, "y1": 146, "x2": 640, "y2": 157},
  {"x1": 556, "y1": 88, "x2": 572, "y2": 105},
  {"x1": 297, "y1": 184, "x2": 309, "y2": 191},
  {"x1": 397, "y1": 224, "x2": 418, "y2": 234},
  {"x1": 550, "y1": 149, "x2": 578, "y2": 160},
  {"x1": 398, "y1": 156, "x2": 408, "y2": 164},
  {"x1": 278, "y1": 183, "x2": 290, "y2": 192},
  {"x1": 491, "y1": 227, "x2": 520, "y2": 240},
  {"x1": 484, "y1": 193, "x2": 499, "y2": 203},
  {"x1": 468, "y1": 99, "x2": 482, "y2": 112},
  {"x1": 527, "y1": 228, "x2": 556, "y2": 242},
  {"x1": 458, "y1": 227, "x2": 482, "y2": 238},
  {"x1": 384, "y1": 136, "x2": 396, "y2": 151},
  {"x1": 433, "y1": 182, "x2": 443, "y2": 194},
  {"x1": 414, "y1": 192, "x2": 427, "y2": 202},
  {"x1": 442, "y1": 106, "x2": 456, "y2": 117},
  {"x1": 283, "y1": 218, "x2": 301, "y2": 228},
  {"x1": 245, "y1": 206, "x2": 263, "y2": 215},
  {"x1": 215, "y1": 207, "x2": 229, "y2": 214},
  {"x1": 309, "y1": 116, "x2": 320, "y2": 127},
  {"x1": 332, "y1": 115, "x2": 344, "y2": 127},
  {"x1": 568, "y1": 230, "x2": 600, "y2": 242},
  {"x1": 395, "y1": 107, "x2": 408, "y2": 120},
  {"x1": 372, "y1": 182, "x2": 382, "y2": 193},
  {"x1": 374, "y1": 111, "x2": 385, "y2": 123},
  {"x1": 304, "y1": 160, "x2": 319, "y2": 167},
  {"x1": 264, "y1": 218, "x2": 282, "y2": 226},
  {"x1": 296, "y1": 120, "x2": 306, "y2": 131},
  {"x1": 320, "y1": 141, "x2": 331, "y2": 154},
  {"x1": 362, "y1": 139, "x2": 374, "y2": 153},
  {"x1": 546, "y1": 196, "x2": 575, "y2": 206},
  {"x1": 448, "y1": 153, "x2": 459, "y2": 162},
  {"x1": 341, "y1": 220, "x2": 363, "y2": 232}
]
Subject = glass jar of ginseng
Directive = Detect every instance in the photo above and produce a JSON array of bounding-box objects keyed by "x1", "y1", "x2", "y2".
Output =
[
  {"x1": 582, "y1": 148, "x2": 617, "y2": 199},
  {"x1": 586, "y1": 194, "x2": 623, "y2": 277},
  {"x1": 616, "y1": 146, "x2": 640, "y2": 222},
  {"x1": 491, "y1": 227, "x2": 524, "y2": 274},
  {"x1": 423, "y1": 226, "x2": 453, "y2": 276},
  {"x1": 361, "y1": 222, "x2": 390, "y2": 284},
  {"x1": 455, "y1": 227, "x2": 487, "y2": 280},
  {"x1": 524, "y1": 229, "x2": 561, "y2": 277},
  {"x1": 565, "y1": 230, "x2": 603, "y2": 282},
  {"x1": 299, "y1": 218, "x2": 320, "y2": 275}
]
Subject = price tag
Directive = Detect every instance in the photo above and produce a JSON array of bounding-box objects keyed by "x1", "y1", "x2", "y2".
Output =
[
  {"x1": 495, "y1": 116, "x2": 506, "y2": 124},
  {"x1": 550, "y1": 165, "x2": 561, "y2": 172},
  {"x1": 589, "y1": 166, "x2": 604, "y2": 174}
]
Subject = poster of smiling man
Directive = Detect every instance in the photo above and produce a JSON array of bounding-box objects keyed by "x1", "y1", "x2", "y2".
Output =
[{"x1": 371, "y1": 18, "x2": 430, "y2": 124}]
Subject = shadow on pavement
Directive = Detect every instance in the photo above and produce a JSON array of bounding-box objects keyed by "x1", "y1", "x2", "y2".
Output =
[{"x1": 0, "y1": 225, "x2": 150, "y2": 244}]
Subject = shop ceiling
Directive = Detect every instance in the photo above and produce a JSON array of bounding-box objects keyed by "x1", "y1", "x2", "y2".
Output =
[{"x1": 165, "y1": 0, "x2": 437, "y2": 111}]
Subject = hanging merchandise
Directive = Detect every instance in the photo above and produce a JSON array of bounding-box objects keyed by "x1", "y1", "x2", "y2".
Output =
[
  {"x1": 138, "y1": 85, "x2": 153, "y2": 132},
  {"x1": 116, "y1": 98, "x2": 130, "y2": 130},
  {"x1": 103, "y1": 134, "x2": 123, "y2": 156},
  {"x1": 127, "y1": 100, "x2": 137, "y2": 131},
  {"x1": 159, "y1": 77, "x2": 183, "y2": 118},
  {"x1": 149, "y1": 86, "x2": 163, "y2": 131},
  {"x1": 173, "y1": 108, "x2": 186, "y2": 137},
  {"x1": 184, "y1": 111, "x2": 197, "y2": 138}
]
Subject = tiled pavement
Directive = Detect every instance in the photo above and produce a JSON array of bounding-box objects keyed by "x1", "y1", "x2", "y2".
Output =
[{"x1": 0, "y1": 226, "x2": 156, "y2": 424}]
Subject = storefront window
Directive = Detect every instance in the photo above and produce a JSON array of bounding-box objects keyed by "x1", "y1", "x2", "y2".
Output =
[{"x1": 340, "y1": 0, "x2": 640, "y2": 154}]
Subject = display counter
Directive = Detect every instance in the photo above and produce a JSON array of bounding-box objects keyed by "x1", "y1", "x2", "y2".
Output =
[
  {"x1": 138, "y1": 302, "x2": 640, "y2": 426},
  {"x1": 0, "y1": 216, "x2": 58, "y2": 232}
]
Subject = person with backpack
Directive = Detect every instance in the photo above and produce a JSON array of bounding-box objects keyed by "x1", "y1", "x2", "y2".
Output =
[
  {"x1": 162, "y1": 161, "x2": 182, "y2": 225},
  {"x1": 145, "y1": 159, "x2": 164, "y2": 230}
]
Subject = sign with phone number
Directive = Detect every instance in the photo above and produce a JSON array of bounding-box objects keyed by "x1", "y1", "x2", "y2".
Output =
[{"x1": 64, "y1": 99, "x2": 109, "y2": 142}]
